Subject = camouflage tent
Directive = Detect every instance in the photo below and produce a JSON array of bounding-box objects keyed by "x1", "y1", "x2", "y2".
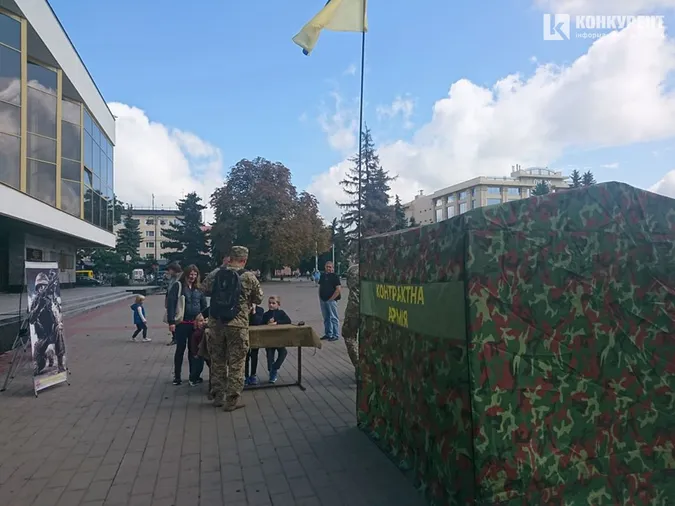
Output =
[{"x1": 357, "y1": 182, "x2": 675, "y2": 505}]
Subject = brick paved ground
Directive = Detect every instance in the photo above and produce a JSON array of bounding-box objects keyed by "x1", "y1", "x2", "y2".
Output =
[{"x1": 0, "y1": 280, "x2": 426, "y2": 506}]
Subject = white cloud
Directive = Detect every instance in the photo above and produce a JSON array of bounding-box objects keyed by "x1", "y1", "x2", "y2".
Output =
[
  {"x1": 317, "y1": 92, "x2": 358, "y2": 153},
  {"x1": 309, "y1": 21, "x2": 675, "y2": 220},
  {"x1": 109, "y1": 103, "x2": 223, "y2": 222},
  {"x1": 536, "y1": 0, "x2": 675, "y2": 14},
  {"x1": 601, "y1": 162, "x2": 620, "y2": 168},
  {"x1": 376, "y1": 95, "x2": 415, "y2": 129},
  {"x1": 344, "y1": 63, "x2": 357, "y2": 76}
]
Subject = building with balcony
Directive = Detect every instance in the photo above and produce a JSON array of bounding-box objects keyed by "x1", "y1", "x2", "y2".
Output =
[
  {"x1": 405, "y1": 166, "x2": 567, "y2": 224},
  {"x1": 0, "y1": 0, "x2": 116, "y2": 291},
  {"x1": 113, "y1": 209, "x2": 182, "y2": 263}
]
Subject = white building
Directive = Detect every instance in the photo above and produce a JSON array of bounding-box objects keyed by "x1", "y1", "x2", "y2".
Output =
[
  {"x1": 0, "y1": 0, "x2": 115, "y2": 291},
  {"x1": 402, "y1": 191, "x2": 434, "y2": 226},
  {"x1": 403, "y1": 167, "x2": 568, "y2": 225},
  {"x1": 113, "y1": 209, "x2": 182, "y2": 263}
]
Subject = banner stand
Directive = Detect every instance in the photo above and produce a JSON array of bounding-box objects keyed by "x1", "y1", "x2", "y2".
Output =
[{"x1": 25, "y1": 262, "x2": 69, "y2": 396}]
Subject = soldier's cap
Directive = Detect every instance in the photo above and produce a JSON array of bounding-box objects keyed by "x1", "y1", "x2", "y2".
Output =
[{"x1": 230, "y1": 246, "x2": 249, "y2": 260}]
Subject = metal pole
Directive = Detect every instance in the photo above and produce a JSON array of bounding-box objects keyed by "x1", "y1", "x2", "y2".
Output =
[
  {"x1": 315, "y1": 241, "x2": 318, "y2": 272},
  {"x1": 356, "y1": 0, "x2": 367, "y2": 262},
  {"x1": 152, "y1": 194, "x2": 158, "y2": 261},
  {"x1": 332, "y1": 243, "x2": 335, "y2": 265}
]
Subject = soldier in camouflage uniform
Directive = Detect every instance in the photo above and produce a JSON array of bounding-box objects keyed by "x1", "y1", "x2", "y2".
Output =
[
  {"x1": 30, "y1": 271, "x2": 65, "y2": 375},
  {"x1": 342, "y1": 262, "x2": 359, "y2": 370},
  {"x1": 202, "y1": 246, "x2": 263, "y2": 411}
]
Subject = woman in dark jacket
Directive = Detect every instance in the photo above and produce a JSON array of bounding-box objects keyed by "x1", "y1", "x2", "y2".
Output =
[{"x1": 167, "y1": 264, "x2": 207, "y2": 386}]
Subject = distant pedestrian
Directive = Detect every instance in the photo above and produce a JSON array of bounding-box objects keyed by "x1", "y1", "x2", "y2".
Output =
[
  {"x1": 245, "y1": 303, "x2": 265, "y2": 386},
  {"x1": 342, "y1": 263, "x2": 359, "y2": 371},
  {"x1": 318, "y1": 261, "x2": 341, "y2": 341},
  {"x1": 164, "y1": 262, "x2": 182, "y2": 346},
  {"x1": 202, "y1": 246, "x2": 263, "y2": 411},
  {"x1": 263, "y1": 295, "x2": 291, "y2": 383},
  {"x1": 130, "y1": 295, "x2": 151, "y2": 342},
  {"x1": 167, "y1": 265, "x2": 207, "y2": 386}
]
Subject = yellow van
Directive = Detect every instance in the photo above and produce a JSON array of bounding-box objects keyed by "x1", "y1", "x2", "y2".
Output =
[{"x1": 76, "y1": 269, "x2": 94, "y2": 279}]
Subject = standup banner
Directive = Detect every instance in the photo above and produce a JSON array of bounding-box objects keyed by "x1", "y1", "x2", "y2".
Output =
[{"x1": 26, "y1": 262, "x2": 67, "y2": 393}]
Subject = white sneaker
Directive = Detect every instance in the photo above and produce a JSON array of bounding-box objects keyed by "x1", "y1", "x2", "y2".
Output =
[
  {"x1": 142, "y1": 337, "x2": 152, "y2": 342},
  {"x1": 130, "y1": 338, "x2": 137, "y2": 342}
]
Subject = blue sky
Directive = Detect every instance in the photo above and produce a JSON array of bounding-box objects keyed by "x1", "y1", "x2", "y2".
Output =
[{"x1": 49, "y1": 0, "x2": 675, "y2": 217}]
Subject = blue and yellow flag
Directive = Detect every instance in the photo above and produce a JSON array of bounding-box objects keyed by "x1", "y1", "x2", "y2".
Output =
[{"x1": 293, "y1": 0, "x2": 368, "y2": 55}]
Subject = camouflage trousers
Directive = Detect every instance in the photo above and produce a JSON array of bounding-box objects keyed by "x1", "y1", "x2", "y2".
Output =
[
  {"x1": 341, "y1": 311, "x2": 359, "y2": 369},
  {"x1": 206, "y1": 317, "x2": 249, "y2": 406}
]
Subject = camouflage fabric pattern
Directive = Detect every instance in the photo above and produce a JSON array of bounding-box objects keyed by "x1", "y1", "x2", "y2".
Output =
[
  {"x1": 358, "y1": 182, "x2": 675, "y2": 505},
  {"x1": 206, "y1": 317, "x2": 249, "y2": 408},
  {"x1": 202, "y1": 267, "x2": 264, "y2": 328},
  {"x1": 343, "y1": 264, "x2": 360, "y2": 368}
]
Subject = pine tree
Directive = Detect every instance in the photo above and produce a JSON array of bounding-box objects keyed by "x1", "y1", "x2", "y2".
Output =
[
  {"x1": 337, "y1": 126, "x2": 394, "y2": 243},
  {"x1": 582, "y1": 170, "x2": 596, "y2": 186},
  {"x1": 392, "y1": 195, "x2": 407, "y2": 231},
  {"x1": 163, "y1": 192, "x2": 211, "y2": 273},
  {"x1": 569, "y1": 169, "x2": 582, "y2": 188},
  {"x1": 116, "y1": 206, "x2": 143, "y2": 262},
  {"x1": 531, "y1": 180, "x2": 551, "y2": 196},
  {"x1": 409, "y1": 216, "x2": 418, "y2": 227}
]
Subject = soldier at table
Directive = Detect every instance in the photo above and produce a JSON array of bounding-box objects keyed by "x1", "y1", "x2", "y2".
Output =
[{"x1": 202, "y1": 246, "x2": 263, "y2": 411}]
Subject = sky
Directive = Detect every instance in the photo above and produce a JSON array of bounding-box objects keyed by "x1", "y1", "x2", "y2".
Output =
[{"x1": 50, "y1": 0, "x2": 675, "y2": 222}]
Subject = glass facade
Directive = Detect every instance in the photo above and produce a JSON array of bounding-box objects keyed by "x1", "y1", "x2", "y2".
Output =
[
  {"x1": 459, "y1": 202, "x2": 468, "y2": 214},
  {"x1": 435, "y1": 208, "x2": 443, "y2": 222},
  {"x1": 507, "y1": 187, "x2": 520, "y2": 196},
  {"x1": 487, "y1": 186, "x2": 501, "y2": 194},
  {"x1": 0, "y1": 12, "x2": 21, "y2": 189},
  {"x1": 0, "y1": 10, "x2": 114, "y2": 232},
  {"x1": 458, "y1": 191, "x2": 468, "y2": 200},
  {"x1": 83, "y1": 110, "x2": 114, "y2": 232},
  {"x1": 487, "y1": 198, "x2": 502, "y2": 206}
]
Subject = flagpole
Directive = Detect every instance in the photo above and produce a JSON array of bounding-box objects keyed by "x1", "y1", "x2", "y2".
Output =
[{"x1": 356, "y1": 0, "x2": 367, "y2": 264}]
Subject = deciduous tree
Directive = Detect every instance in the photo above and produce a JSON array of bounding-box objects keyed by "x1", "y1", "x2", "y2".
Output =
[{"x1": 211, "y1": 157, "x2": 328, "y2": 279}]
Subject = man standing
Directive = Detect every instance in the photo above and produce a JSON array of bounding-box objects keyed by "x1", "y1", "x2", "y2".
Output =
[
  {"x1": 342, "y1": 262, "x2": 359, "y2": 370},
  {"x1": 164, "y1": 262, "x2": 182, "y2": 346},
  {"x1": 30, "y1": 271, "x2": 65, "y2": 375},
  {"x1": 318, "y1": 261, "x2": 341, "y2": 341},
  {"x1": 202, "y1": 246, "x2": 263, "y2": 411}
]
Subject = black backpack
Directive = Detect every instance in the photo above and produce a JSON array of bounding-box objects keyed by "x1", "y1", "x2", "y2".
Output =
[{"x1": 210, "y1": 268, "x2": 242, "y2": 323}]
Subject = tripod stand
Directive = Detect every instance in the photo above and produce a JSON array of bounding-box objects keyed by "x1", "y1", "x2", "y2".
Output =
[{"x1": 0, "y1": 318, "x2": 31, "y2": 394}]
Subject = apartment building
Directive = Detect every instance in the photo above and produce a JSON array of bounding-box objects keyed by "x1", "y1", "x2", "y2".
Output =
[
  {"x1": 403, "y1": 166, "x2": 568, "y2": 225},
  {"x1": 113, "y1": 208, "x2": 182, "y2": 263},
  {"x1": 0, "y1": 0, "x2": 116, "y2": 290}
]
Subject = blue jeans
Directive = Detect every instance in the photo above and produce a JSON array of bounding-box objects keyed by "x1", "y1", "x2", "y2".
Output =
[{"x1": 320, "y1": 299, "x2": 340, "y2": 338}]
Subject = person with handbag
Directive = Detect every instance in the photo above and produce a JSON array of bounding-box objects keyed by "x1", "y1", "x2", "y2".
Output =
[
  {"x1": 163, "y1": 262, "x2": 182, "y2": 346},
  {"x1": 167, "y1": 264, "x2": 207, "y2": 386}
]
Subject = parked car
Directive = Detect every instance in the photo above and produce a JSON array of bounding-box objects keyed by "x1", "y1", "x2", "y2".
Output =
[{"x1": 76, "y1": 275, "x2": 102, "y2": 287}]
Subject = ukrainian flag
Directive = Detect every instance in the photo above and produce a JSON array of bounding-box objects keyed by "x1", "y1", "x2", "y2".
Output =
[{"x1": 293, "y1": 0, "x2": 368, "y2": 55}]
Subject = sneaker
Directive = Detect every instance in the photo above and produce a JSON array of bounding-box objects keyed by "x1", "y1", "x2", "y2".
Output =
[
  {"x1": 244, "y1": 376, "x2": 250, "y2": 386},
  {"x1": 130, "y1": 338, "x2": 137, "y2": 342},
  {"x1": 142, "y1": 337, "x2": 152, "y2": 342},
  {"x1": 249, "y1": 375, "x2": 259, "y2": 386},
  {"x1": 320, "y1": 335, "x2": 330, "y2": 340},
  {"x1": 195, "y1": 377, "x2": 204, "y2": 384},
  {"x1": 269, "y1": 369, "x2": 278, "y2": 384},
  {"x1": 173, "y1": 378, "x2": 182, "y2": 385},
  {"x1": 189, "y1": 380, "x2": 197, "y2": 387},
  {"x1": 166, "y1": 340, "x2": 175, "y2": 346},
  {"x1": 328, "y1": 336, "x2": 340, "y2": 342}
]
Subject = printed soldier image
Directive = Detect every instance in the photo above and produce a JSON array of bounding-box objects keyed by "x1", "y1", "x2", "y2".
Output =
[{"x1": 26, "y1": 266, "x2": 66, "y2": 381}]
